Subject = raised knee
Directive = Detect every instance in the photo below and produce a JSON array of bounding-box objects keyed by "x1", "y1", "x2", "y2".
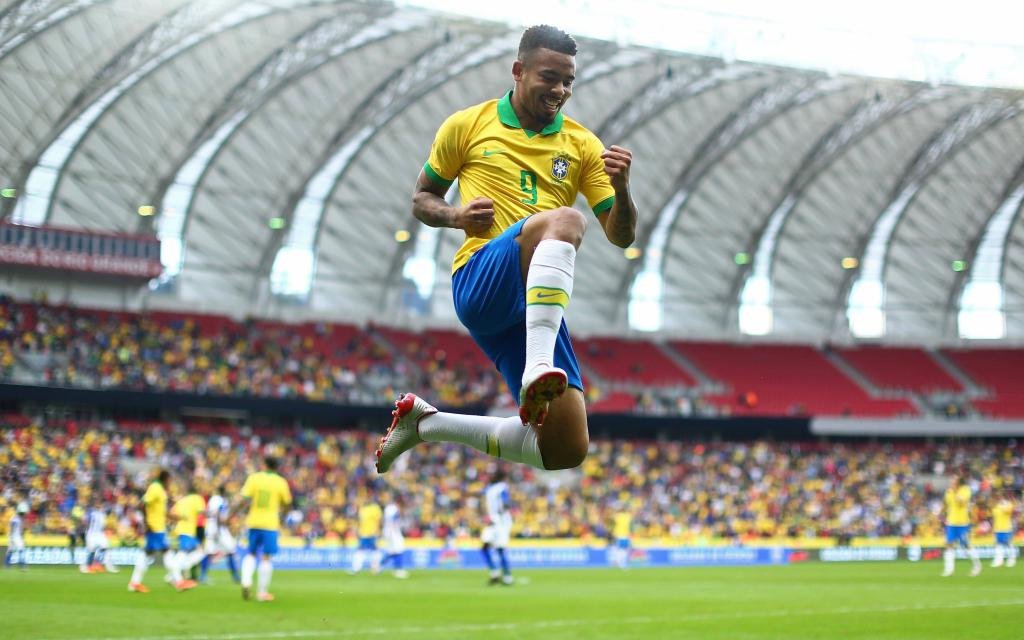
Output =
[
  {"x1": 554, "y1": 206, "x2": 588, "y2": 234},
  {"x1": 535, "y1": 207, "x2": 587, "y2": 246},
  {"x1": 542, "y1": 438, "x2": 589, "y2": 470}
]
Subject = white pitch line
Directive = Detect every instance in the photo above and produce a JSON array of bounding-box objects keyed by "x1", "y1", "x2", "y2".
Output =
[
  {"x1": 41, "y1": 633, "x2": 336, "y2": 640},
  {"x1": 39, "y1": 599, "x2": 1024, "y2": 640}
]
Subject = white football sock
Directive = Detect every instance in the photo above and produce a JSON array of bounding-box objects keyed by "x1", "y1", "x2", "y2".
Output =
[
  {"x1": 241, "y1": 553, "x2": 257, "y2": 588},
  {"x1": 969, "y1": 547, "x2": 981, "y2": 570},
  {"x1": 130, "y1": 551, "x2": 148, "y2": 584},
  {"x1": 993, "y1": 546, "x2": 1005, "y2": 566},
  {"x1": 524, "y1": 239, "x2": 575, "y2": 378},
  {"x1": 164, "y1": 551, "x2": 182, "y2": 582},
  {"x1": 419, "y1": 413, "x2": 545, "y2": 469},
  {"x1": 351, "y1": 550, "x2": 365, "y2": 572},
  {"x1": 257, "y1": 558, "x2": 272, "y2": 596},
  {"x1": 103, "y1": 549, "x2": 118, "y2": 572},
  {"x1": 180, "y1": 549, "x2": 205, "y2": 572},
  {"x1": 943, "y1": 549, "x2": 954, "y2": 574}
]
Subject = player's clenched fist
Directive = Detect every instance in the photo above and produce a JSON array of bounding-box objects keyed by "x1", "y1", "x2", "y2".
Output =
[
  {"x1": 601, "y1": 145, "x2": 632, "y2": 191},
  {"x1": 458, "y1": 197, "x2": 495, "y2": 236}
]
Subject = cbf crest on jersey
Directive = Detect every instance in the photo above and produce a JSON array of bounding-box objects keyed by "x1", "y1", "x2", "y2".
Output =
[{"x1": 551, "y1": 154, "x2": 570, "y2": 182}]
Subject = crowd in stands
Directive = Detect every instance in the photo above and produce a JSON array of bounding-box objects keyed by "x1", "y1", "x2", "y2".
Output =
[
  {"x1": 4, "y1": 295, "x2": 1024, "y2": 419},
  {"x1": 2, "y1": 413, "x2": 1020, "y2": 546},
  {"x1": 0, "y1": 294, "x2": 502, "y2": 409}
]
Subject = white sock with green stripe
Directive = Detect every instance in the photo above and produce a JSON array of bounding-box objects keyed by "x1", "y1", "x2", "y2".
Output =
[
  {"x1": 524, "y1": 239, "x2": 575, "y2": 377},
  {"x1": 419, "y1": 413, "x2": 544, "y2": 469}
]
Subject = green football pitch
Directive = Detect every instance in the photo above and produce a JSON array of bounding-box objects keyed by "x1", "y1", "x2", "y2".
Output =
[{"x1": 1, "y1": 563, "x2": 1022, "y2": 639}]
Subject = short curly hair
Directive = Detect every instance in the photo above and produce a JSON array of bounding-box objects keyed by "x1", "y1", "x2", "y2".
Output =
[{"x1": 518, "y1": 25, "x2": 577, "y2": 62}]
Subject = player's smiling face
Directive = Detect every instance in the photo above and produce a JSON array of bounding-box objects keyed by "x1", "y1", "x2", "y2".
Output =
[{"x1": 512, "y1": 47, "x2": 575, "y2": 131}]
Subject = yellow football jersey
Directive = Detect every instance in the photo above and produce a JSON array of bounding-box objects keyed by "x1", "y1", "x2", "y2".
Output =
[
  {"x1": 172, "y1": 493, "x2": 206, "y2": 538},
  {"x1": 992, "y1": 499, "x2": 1014, "y2": 533},
  {"x1": 612, "y1": 512, "x2": 632, "y2": 539},
  {"x1": 358, "y1": 503, "x2": 383, "y2": 538},
  {"x1": 425, "y1": 91, "x2": 616, "y2": 273},
  {"x1": 944, "y1": 485, "x2": 972, "y2": 527},
  {"x1": 142, "y1": 481, "x2": 168, "y2": 533},
  {"x1": 241, "y1": 471, "x2": 292, "y2": 531}
]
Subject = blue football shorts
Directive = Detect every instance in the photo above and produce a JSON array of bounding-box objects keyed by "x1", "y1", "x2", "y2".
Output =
[
  {"x1": 358, "y1": 536, "x2": 378, "y2": 551},
  {"x1": 945, "y1": 524, "x2": 970, "y2": 546},
  {"x1": 247, "y1": 528, "x2": 279, "y2": 556},
  {"x1": 452, "y1": 217, "x2": 583, "y2": 403},
  {"x1": 995, "y1": 531, "x2": 1012, "y2": 545},
  {"x1": 177, "y1": 534, "x2": 198, "y2": 552},
  {"x1": 145, "y1": 531, "x2": 169, "y2": 552}
]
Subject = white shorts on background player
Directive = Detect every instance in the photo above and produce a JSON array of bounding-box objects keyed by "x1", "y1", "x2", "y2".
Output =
[
  {"x1": 482, "y1": 518, "x2": 511, "y2": 547},
  {"x1": 203, "y1": 525, "x2": 237, "y2": 554},
  {"x1": 382, "y1": 531, "x2": 405, "y2": 555},
  {"x1": 85, "y1": 531, "x2": 109, "y2": 552},
  {"x1": 8, "y1": 533, "x2": 24, "y2": 551}
]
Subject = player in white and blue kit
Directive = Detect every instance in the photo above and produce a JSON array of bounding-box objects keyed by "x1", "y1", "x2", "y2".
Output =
[
  {"x1": 201, "y1": 484, "x2": 239, "y2": 583},
  {"x1": 81, "y1": 497, "x2": 118, "y2": 573},
  {"x1": 481, "y1": 471, "x2": 514, "y2": 586},
  {"x1": 380, "y1": 494, "x2": 409, "y2": 579},
  {"x1": 5, "y1": 501, "x2": 28, "y2": 571}
]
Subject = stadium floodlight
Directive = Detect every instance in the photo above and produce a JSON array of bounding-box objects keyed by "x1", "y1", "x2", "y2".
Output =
[
  {"x1": 959, "y1": 281, "x2": 1005, "y2": 339},
  {"x1": 847, "y1": 279, "x2": 885, "y2": 338},
  {"x1": 269, "y1": 246, "x2": 314, "y2": 298},
  {"x1": 739, "y1": 275, "x2": 772, "y2": 335},
  {"x1": 957, "y1": 183, "x2": 1023, "y2": 339},
  {"x1": 628, "y1": 269, "x2": 663, "y2": 332}
]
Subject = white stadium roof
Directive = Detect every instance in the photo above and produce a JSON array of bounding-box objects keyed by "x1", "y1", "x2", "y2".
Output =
[{"x1": 1, "y1": 0, "x2": 1023, "y2": 344}]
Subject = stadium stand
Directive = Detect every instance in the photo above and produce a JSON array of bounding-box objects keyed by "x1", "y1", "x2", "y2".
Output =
[
  {"x1": 5, "y1": 295, "x2": 1024, "y2": 418},
  {"x1": 2, "y1": 414, "x2": 1021, "y2": 545},
  {"x1": 669, "y1": 341, "x2": 920, "y2": 418},
  {"x1": 833, "y1": 346, "x2": 964, "y2": 395},
  {"x1": 575, "y1": 336, "x2": 697, "y2": 387},
  {"x1": 942, "y1": 348, "x2": 1024, "y2": 418}
]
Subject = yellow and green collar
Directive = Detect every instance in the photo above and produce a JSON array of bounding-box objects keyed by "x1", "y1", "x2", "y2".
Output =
[{"x1": 497, "y1": 90, "x2": 563, "y2": 137}]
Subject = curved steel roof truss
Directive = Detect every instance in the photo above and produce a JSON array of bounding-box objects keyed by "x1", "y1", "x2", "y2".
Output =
[
  {"x1": 945, "y1": 141, "x2": 1024, "y2": 333},
  {"x1": 10, "y1": 1, "x2": 286, "y2": 226},
  {"x1": 285, "y1": 32, "x2": 521, "y2": 305},
  {"x1": 0, "y1": 0, "x2": 100, "y2": 61},
  {"x1": 615, "y1": 72, "x2": 831, "y2": 324},
  {"x1": 726, "y1": 85, "x2": 951, "y2": 322},
  {"x1": 151, "y1": 4, "x2": 391, "y2": 273},
  {"x1": 839, "y1": 98, "x2": 1018, "y2": 335}
]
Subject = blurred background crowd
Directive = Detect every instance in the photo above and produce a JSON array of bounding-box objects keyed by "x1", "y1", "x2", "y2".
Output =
[
  {"x1": 0, "y1": 294, "x2": 503, "y2": 408},
  {"x1": 2, "y1": 413, "x2": 1020, "y2": 546}
]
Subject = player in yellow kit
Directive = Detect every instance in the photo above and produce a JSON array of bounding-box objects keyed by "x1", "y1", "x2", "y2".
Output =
[
  {"x1": 349, "y1": 500, "x2": 383, "y2": 575},
  {"x1": 128, "y1": 469, "x2": 194, "y2": 592},
  {"x1": 376, "y1": 24, "x2": 638, "y2": 475},
  {"x1": 170, "y1": 480, "x2": 207, "y2": 583},
  {"x1": 941, "y1": 472, "x2": 981, "y2": 577},
  {"x1": 237, "y1": 457, "x2": 292, "y2": 601},
  {"x1": 610, "y1": 507, "x2": 633, "y2": 570},
  {"x1": 991, "y1": 488, "x2": 1018, "y2": 568}
]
